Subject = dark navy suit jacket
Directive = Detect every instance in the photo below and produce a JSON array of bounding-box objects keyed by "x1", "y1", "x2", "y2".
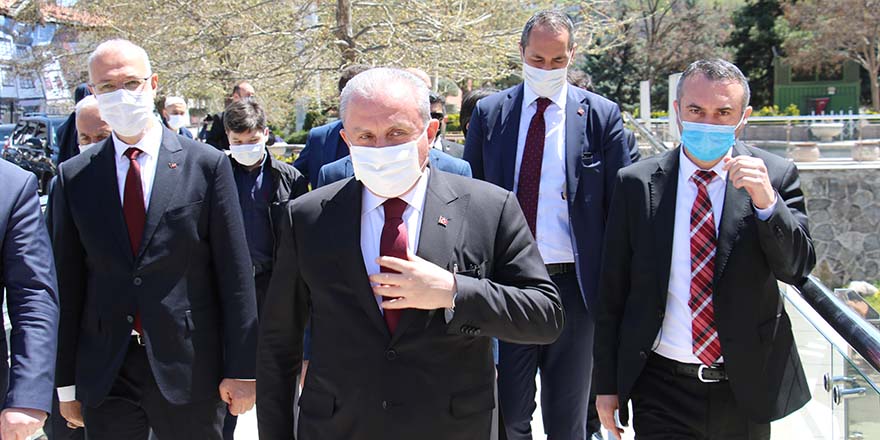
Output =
[
  {"x1": 316, "y1": 148, "x2": 472, "y2": 188},
  {"x1": 0, "y1": 159, "x2": 60, "y2": 413},
  {"x1": 47, "y1": 129, "x2": 258, "y2": 407},
  {"x1": 294, "y1": 120, "x2": 346, "y2": 188},
  {"x1": 464, "y1": 83, "x2": 631, "y2": 314}
]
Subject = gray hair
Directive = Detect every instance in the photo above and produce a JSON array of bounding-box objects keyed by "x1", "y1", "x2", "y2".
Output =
[
  {"x1": 88, "y1": 39, "x2": 152, "y2": 81},
  {"x1": 339, "y1": 67, "x2": 430, "y2": 127},
  {"x1": 677, "y1": 59, "x2": 751, "y2": 112},
  {"x1": 75, "y1": 95, "x2": 99, "y2": 117},
  {"x1": 520, "y1": 10, "x2": 575, "y2": 50}
]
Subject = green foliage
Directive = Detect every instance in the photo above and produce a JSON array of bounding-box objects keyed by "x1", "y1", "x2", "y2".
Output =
[
  {"x1": 753, "y1": 104, "x2": 800, "y2": 116},
  {"x1": 303, "y1": 110, "x2": 328, "y2": 132},
  {"x1": 446, "y1": 114, "x2": 461, "y2": 132},
  {"x1": 286, "y1": 131, "x2": 309, "y2": 145},
  {"x1": 727, "y1": 0, "x2": 784, "y2": 109}
]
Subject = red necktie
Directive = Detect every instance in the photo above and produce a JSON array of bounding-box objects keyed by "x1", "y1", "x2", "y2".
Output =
[
  {"x1": 379, "y1": 198, "x2": 408, "y2": 333},
  {"x1": 517, "y1": 97, "x2": 552, "y2": 238},
  {"x1": 123, "y1": 147, "x2": 146, "y2": 334},
  {"x1": 690, "y1": 170, "x2": 721, "y2": 365}
]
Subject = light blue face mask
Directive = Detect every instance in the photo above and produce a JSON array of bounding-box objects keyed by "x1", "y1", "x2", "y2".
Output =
[{"x1": 679, "y1": 113, "x2": 745, "y2": 162}]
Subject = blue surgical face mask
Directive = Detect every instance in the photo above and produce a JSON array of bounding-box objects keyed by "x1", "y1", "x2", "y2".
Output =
[{"x1": 679, "y1": 112, "x2": 745, "y2": 163}]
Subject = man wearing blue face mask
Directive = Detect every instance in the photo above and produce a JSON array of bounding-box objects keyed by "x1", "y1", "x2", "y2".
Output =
[
  {"x1": 464, "y1": 10, "x2": 631, "y2": 440},
  {"x1": 594, "y1": 59, "x2": 816, "y2": 440}
]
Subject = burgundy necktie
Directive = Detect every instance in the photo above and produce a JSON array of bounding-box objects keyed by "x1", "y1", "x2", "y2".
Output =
[
  {"x1": 379, "y1": 198, "x2": 408, "y2": 333},
  {"x1": 690, "y1": 170, "x2": 721, "y2": 365},
  {"x1": 517, "y1": 97, "x2": 552, "y2": 237},
  {"x1": 123, "y1": 147, "x2": 146, "y2": 334}
]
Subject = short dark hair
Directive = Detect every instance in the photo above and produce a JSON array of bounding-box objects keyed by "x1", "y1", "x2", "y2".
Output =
[
  {"x1": 338, "y1": 64, "x2": 371, "y2": 94},
  {"x1": 520, "y1": 10, "x2": 575, "y2": 50},
  {"x1": 224, "y1": 98, "x2": 266, "y2": 133},
  {"x1": 677, "y1": 59, "x2": 751, "y2": 111},
  {"x1": 429, "y1": 92, "x2": 446, "y2": 110},
  {"x1": 460, "y1": 88, "x2": 498, "y2": 137}
]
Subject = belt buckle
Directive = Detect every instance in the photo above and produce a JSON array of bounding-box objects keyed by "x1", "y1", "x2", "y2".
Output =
[{"x1": 697, "y1": 364, "x2": 720, "y2": 383}]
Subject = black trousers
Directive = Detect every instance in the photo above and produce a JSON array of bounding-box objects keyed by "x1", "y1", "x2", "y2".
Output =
[
  {"x1": 630, "y1": 354, "x2": 771, "y2": 440},
  {"x1": 82, "y1": 340, "x2": 225, "y2": 440},
  {"x1": 498, "y1": 272, "x2": 594, "y2": 440}
]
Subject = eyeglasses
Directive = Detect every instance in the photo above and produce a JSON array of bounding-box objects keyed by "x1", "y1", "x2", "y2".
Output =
[
  {"x1": 90, "y1": 76, "x2": 152, "y2": 95},
  {"x1": 430, "y1": 112, "x2": 444, "y2": 121}
]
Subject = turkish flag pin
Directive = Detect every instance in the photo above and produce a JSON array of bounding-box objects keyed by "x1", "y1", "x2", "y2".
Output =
[
  {"x1": 438, "y1": 216, "x2": 449, "y2": 227},
  {"x1": 577, "y1": 107, "x2": 585, "y2": 116},
  {"x1": 168, "y1": 162, "x2": 178, "y2": 169}
]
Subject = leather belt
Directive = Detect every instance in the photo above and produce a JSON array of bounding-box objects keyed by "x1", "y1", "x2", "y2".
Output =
[
  {"x1": 650, "y1": 354, "x2": 728, "y2": 383},
  {"x1": 545, "y1": 263, "x2": 575, "y2": 277}
]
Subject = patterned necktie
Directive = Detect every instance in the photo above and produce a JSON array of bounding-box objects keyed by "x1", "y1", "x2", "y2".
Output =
[
  {"x1": 690, "y1": 170, "x2": 721, "y2": 365},
  {"x1": 123, "y1": 147, "x2": 146, "y2": 334},
  {"x1": 516, "y1": 97, "x2": 552, "y2": 238},
  {"x1": 379, "y1": 198, "x2": 408, "y2": 333}
]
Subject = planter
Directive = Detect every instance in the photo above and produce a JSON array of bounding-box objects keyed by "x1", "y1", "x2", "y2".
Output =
[
  {"x1": 853, "y1": 140, "x2": 880, "y2": 161},
  {"x1": 809, "y1": 123, "x2": 844, "y2": 142},
  {"x1": 787, "y1": 141, "x2": 820, "y2": 162}
]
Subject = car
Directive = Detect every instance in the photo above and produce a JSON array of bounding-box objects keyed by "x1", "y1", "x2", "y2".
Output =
[
  {"x1": 0, "y1": 123, "x2": 15, "y2": 143},
  {"x1": 1, "y1": 114, "x2": 68, "y2": 194}
]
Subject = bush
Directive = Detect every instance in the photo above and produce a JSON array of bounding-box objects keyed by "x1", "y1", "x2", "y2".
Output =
[
  {"x1": 446, "y1": 113, "x2": 461, "y2": 132},
  {"x1": 753, "y1": 104, "x2": 800, "y2": 116},
  {"x1": 286, "y1": 130, "x2": 308, "y2": 144}
]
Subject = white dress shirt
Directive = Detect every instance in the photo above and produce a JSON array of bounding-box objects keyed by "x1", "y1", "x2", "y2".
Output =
[
  {"x1": 361, "y1": 168, "x2": 430, "y2": 312},
  {"x1": 57, "y1": 123, "x2": 164, "y2": 402},
  {"x1": 513, "y1": 82, "x2": 574, "y2": 264},
  {"x1": 654, "y1": 148, "x2": 776, "y2": 364}
]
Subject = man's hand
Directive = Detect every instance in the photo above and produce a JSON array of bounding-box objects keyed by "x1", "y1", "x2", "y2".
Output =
[
  {"x1": 0, "y1": 407, "x2": 47, "y2": 440},
  {"x1": 219, "y1": 379, "x2": 256, "y2": 416},
  {"x1": 59, "y1": 400, "x2": 84, "y2": 429},
  {"x1": 371, "y1": 250, "x2": 456, "y2": 310},
  {"x1": 596, "y1": 394, "x2": 624, "y2": 440},
  {"x1": 722, "y1": 156, "x2": 776, "y2": 209}
]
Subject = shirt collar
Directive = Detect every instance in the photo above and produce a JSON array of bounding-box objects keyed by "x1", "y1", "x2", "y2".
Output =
[
  {"x1": 522, "y1": 80, "x2": 568, "y2": 111},
  {"x1": 678, "y1": 147, "x2": 731, "y2": 183},
  {"x1": 112, "y1": 121, "x2": 163, "y2": 160},
  {"x1": 362, "y1": 167, "x2": 431, "y2": 217}
]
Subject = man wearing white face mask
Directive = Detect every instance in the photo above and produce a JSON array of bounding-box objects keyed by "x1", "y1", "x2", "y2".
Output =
[
  {"x1": 161, "y1": 96, "x2": 194, "y2": 139},
  {"x1": 257, "y1": 67, "x2": 563, "y2": 440},
  {"x1": 464, "y1": 10, "x2": 631, "y2": 440},
  {"x1": 47, "y1": 38, "x2": 259, "y2": 440}
]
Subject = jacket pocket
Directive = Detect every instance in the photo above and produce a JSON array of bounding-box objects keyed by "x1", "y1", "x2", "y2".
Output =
[
  {"x1": 299, "y1": 387, "x2": 335, "y2": 419},
  {"x1": 450, "y1": 383, "x2": 495, "y2": 419}
]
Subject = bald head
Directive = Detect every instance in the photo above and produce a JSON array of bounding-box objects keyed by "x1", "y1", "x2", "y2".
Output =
[
  {"x1": 88, "y1": 39, "x2": 152, "y2": 86},
  {"x1": 75, "y1": 95, "x2": 112, "y2": 146}
]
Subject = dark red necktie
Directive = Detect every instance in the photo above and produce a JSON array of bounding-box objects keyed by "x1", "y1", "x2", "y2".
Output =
[
  {"x1": 123, "y1": 147, "x2": 146, "y2": 334},
  {"x1": 379, "y1": 198, "x2": 408, "y2": 333},
  {"x1": 516, "y1": 97, "x2": 552, "y2": 237},
  {"x1": 690, "y1": 170, "x2": 721, "y2": 365}
]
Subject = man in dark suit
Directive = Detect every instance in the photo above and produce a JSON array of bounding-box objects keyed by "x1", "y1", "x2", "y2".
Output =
[
  {"x1": 55, "y1": 84, "x2": 92, "y2": 164},
  {"x1": 316, "y1": 147, "x2": 471, "y2": 187},
  {"x1": 429, "y1": 92, "x2": 465, "y2": 158},
  {"x1": 47, "y1": 39, "x2": 258, "y2": 440},
  {"x1": 293, "y1": 64, "x2": 371, "y2": 188},
  {"x1": 257, "y1": 67, "x2": 564, "y2": 440},
  {"x1": 595, "y1": 59, "x2": 816, "y2": 440},
  {"x1": 0, "y1": 159, "x2": 60, "y2": 440},
  {"x1": 464, "y1": 10, "x2": 630, "y2": 440},
  {"x1": 205, "y1": 81, "x2": 255, "y2": 150}
]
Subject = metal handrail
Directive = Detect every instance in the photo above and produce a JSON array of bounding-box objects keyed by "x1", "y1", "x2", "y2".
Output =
[
  {"x1": 791, "y1": 275, "x2": 880, "y2": 374},
  {"x1": 621, "y1": 111, "x2": 670, "y2": 155}
]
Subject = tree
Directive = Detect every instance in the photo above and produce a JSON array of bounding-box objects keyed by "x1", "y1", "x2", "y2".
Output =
[
  {"x1": 727, "y1": 0, "x2": 783, "y2": 109},
  {"x1": 780, "y1": 0, "x2": 880, "y2": 111}
]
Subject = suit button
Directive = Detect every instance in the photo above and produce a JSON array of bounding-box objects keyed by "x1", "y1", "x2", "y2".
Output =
[
  {"x1": 639, "y1": 350, "x2": 648, "y2": 360},
  {"x1": 385, "y1": 349, "x2": 398, "y2": 360},
  {"x1": 381, "y1": 400, "x2": 388, "y2": 410},
  {"x1": 126, "y1": 315, "x2": 135, "y2": 324},
  {"x1": 133, "y1": 277, "x2": 143, "y2": 286},
  {"x1": 460, "y1": 325, "x2": 470, "y2": 334},
  {"x1": 472, "y1": 328, "x2": 481, "y2": 336}
]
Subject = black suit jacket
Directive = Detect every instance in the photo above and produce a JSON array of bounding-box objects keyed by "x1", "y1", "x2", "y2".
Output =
[
  {"x1": 205, "y1": 112, "x2": 229, "y2": 150},
  {"x1": 257, "y1": 169, "x2": 564, "y2": 439},
  {"x1": 48, "y1": 128, "x2": 258, "y2": 407},
  {"x1": 595, "y1": 143, "x2": 816, "y2": 424}
]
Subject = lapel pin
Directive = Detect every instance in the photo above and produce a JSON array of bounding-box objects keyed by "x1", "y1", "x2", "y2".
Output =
[
  {"x1": 438, "y1": 216, "x2": 449, "y2": 227},
  {"x1": 168, "y1": 162, "x2": 178, "y2": 169},
  {"x1": 577, "y1": 107, "x2": 585, "y2": 116}
]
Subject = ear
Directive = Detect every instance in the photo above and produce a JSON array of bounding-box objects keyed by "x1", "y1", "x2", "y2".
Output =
[
  {"x1": 339, "y1": 129, "x2": 351, "y2": 148},
  {"x1": 263, "y1": 127, "x2": 270, "y2": 137},
  {"x1": 427, "y1": 119, "x2": 441, "y2": 144},
  {"x1": 149, "y1": 73, "x2": 159, "y2": 91}
]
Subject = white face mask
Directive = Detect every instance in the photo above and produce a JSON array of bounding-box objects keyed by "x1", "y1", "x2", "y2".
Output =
[
  {"x1": 95, "y1": 88, "x2": 155, "y2": 137},
  {"x1": 166, "y1": 114, "x2": 187, "y2": 130},
  {"x1": 522, "y1": 61, "x2": 568, "y2": 98},
  {"x1": 349, "y1": 129, "x2": 427, "y2": 198},
  {"x1": 230, "y1": 142, "x2": 265, "y2": 167},
  {"x1": 78, "y1": 142, "x2": 98, "y2": 153}
]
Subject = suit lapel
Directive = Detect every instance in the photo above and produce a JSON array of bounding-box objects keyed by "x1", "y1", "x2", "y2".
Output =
[
  {"x1": 136, "y1": 129, "x2": 184, "y2": 260},
  {"x1": 714, "y1": 142, "x2": 753, "y2": 285},
  {"x1": 391, "y1": 170, "x2": 467, "y2": 344},
  {"x1": 564, "y1": 87, "x2": 588, "y2": 198},
  {"x1": 93, "y1": 139, "x2": 134, "y2": 263},
  {"x1": 650, "y1": 148, "x2": 680, "y2": 297},
  {"x1": 326, "y1": 178, "x2": 391, "y2": 338},
  {"x1": 500, "y1": 85, "x2": 524, "y2": 191}
]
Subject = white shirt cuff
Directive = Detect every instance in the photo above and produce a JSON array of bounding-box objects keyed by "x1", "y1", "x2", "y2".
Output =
[
  {"x1": 57, "y1": 385, "x2": 76, "y2": 402},
  {"x1": 754, "y1": 195, "x2": 778, "y2": 221}
]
